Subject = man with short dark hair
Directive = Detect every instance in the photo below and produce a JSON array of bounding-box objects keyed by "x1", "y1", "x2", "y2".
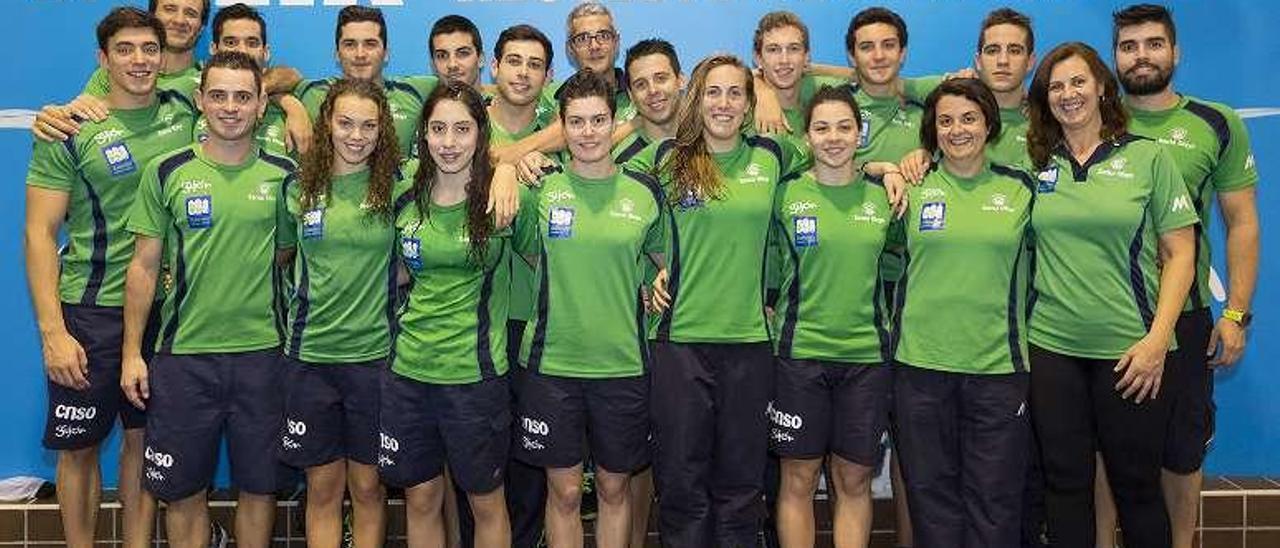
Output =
[
  {"x1": 121, "y1": 50, "x2": 295, "y2": 548},
  {"x1": 1104, "y1": 5, "x2": 1260, "y2": 548},
  {"x1": 25, "y1": 9, "x2": 197, "y2": 548},
  {"x1": 431, "y1": 14, "x2": 485, "y2": 87},
  {"x1": 751, "y1": 11, "x2": 844, "y2": 139}
]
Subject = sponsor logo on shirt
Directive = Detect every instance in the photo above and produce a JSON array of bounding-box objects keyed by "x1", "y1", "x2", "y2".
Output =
[
  {"x1": 858, "y1": 113, "x2": 871, "y2": 148},
  {"x1": 793, "y1": 216, "x2": 818, "y2": 247},
  {"x1": 185, "y1": 195, "x2": 212, "y2": 229},
  {"x1": 981, "y1": 192, "x2": 1015, "y2": 213},
  {"x1": 158, "y1": 120, "x2": 186, "y2": 137},
  {"x1": 851, "y1": 201, "x2": 887, "y2": 224},
  {"x1": 787, "y1": 200, "x2": 818, "y2": 216},
  {"x1": 1246, "y1": 153, "x2": 1256, "y2": 171},
  {"x1": 609, "y1": 197, "x2": 644, "y2": 222},
  {"x1": 400, "y1": 237, "x2": 422, "y2": 271},
  {"x1": 545, "y1": 189, "x2": 576, "y2": 203},
  {"x1": 1171, "y1": 195, "x2": 1193, "y2": 213},
  {"x1": 920, "y1": 187, "x2": 946, "y2": 200},
  {"x1": 390, "y1": 103, "x2": 408, "y2": 122},
  {"x1": 676, "y1": 189, "x2": 705, "y2": 210},
  {"x1": 180, "y1": 179, "x2": 211, "y2": 194},
  {"x1": 248, "y1": 182, "x2": 275, "y2": 201},
  {"x1": 302, "y1": 208, "x2": 324, "y2": 239},
  {"x1": 100, "y1": 141, "x2": 137, "y2": 176},
  {"x1": 919, "y1": 201, "x2": 946, "y2": 231},
  {"x1": 1037, "y1": 166, "x2": 1059, "y2": 193},
  {"x1": 547, "y1": 206, "x2": 575, "y2": 239},
  {"x1": 1097, "y1": 156, "x2": 1135, "y2": 180},
  {"x1": 739, "y1": 162, "x2": 771, "y2": 185},
  {"x1": 93, "y1": 128, "x2": 126, "y2": 146}
]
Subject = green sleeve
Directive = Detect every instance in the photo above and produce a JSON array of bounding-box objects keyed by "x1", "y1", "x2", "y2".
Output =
[
  {"x1": 776, "y1": 134, "x2": 813, "y2": 178},
  {"x1": 512, "y1": 185, "x2": 540, "y2": 258},
  {"x1": 764, "y1": 191, "x2": 788, "y2": 295},
  {"x1": 293, "y1": 78, "x2": 327, "y2": 121},
  {"x1": 885, "y1": 216, "x2": 907, "y2": 253},
  {"x1": 1212, "y1": 106, "x2": 1260, "y2": 192},
  {"x1": 276, "y1": 178, "x2": 299, "y2": 249},
  {"x1": 622, "y1": 140, "x2": 661, "y2": 177},
  {"x1": 1149, "y1": 147, "x2": 1200, "y2": 233},
  {"x1": 402, "y1": 75, "x2": 439, "y2": 100},
  {"x1": 902, "y1": 75, "x2": 944, "y2": 104},
  {"x1": 642, "y1": 191, "x2": 667, "y2": 256},
  {"x1": 26, "y1": 138, "x2": 76, "y2": 192},
  {"x1": 81, "y1": 67, "x2": 111, "y2": 98},
  {"x1": 126, "y1": 160, "x2": 170, "y2": 239}
]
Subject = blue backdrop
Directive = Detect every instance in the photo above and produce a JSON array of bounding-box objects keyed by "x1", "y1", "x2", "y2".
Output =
[{"x1": 1, "y1": 1, "x2": 1277, "y2": 484}]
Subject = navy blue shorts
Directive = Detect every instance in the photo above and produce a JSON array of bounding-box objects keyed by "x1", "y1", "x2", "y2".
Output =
[
  {"x1": 43, "y1": 304, "x2": 159, "y2": 450},
  {"x1": 143, "y1": 348, "x2": 284, "y2": 502},
  {"x1": 513, "y1": 368, "x2": 649, "y2": 474},
  {"x1": 1164, "y1": 308, "x2": 1215, "y2": 474},
  {"x1": 379, "y1": 371, "x2": 510, "y2": 494},
  {"x1": 279, "y1": 357, "x2": 383, "y2": 468},
  {"x1": 769, "y1": 357, "x2": 892, "y2": 466}
]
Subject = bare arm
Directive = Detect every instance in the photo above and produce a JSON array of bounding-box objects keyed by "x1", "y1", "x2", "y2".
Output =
[
  {"x1": 1115, "y1": 225, "x2": 1196, "y2": 402},
  {"x1": 25, "y1": 187, "x2": 87, "y2": 389},
  {"x1": 263, "y1": 66, "x2": 304, "y2": 96},
  {"x1": 1208, "y1": 187, "x2": 1260, "y2": 365},
  {"x1": 121, "y1": 236, "x2": 163, "y2": 409}
]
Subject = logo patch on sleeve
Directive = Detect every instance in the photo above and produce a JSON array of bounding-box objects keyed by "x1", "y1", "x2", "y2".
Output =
[
  {"x1": 101, "y1": 141, "x2": 137, "y2": 176},
  {"x1": 548, "y1": 207, "x2": 575, "y2": 239},
  {"x1": 793, "y1": 216, "x2": 818, "y2": 247},
  {"x1": 185, "y1": 195, "x2": 212, "y2": 229},
  {"x1": 919, "y1": 201, "x2": 946, "y2": 231}
]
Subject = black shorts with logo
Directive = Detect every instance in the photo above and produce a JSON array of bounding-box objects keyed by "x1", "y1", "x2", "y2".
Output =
[
  {"x1": 513, "y1": 368, "x2": 649, "y2": 474},
  {"x1": 769, "y1": 357, "x2": 892, "y2": 466}
]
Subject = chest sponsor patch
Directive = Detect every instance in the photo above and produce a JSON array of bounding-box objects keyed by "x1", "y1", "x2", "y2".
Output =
[
  {"x1": 101, "y1": 141, "x2": 137, "y2": 177},
  {"x1": 401, "y1": 237, "x2": 422, "y2": 271},
  {"x1": 548, "y1": 207, "x2": 575, "y2": 239},
  {"x1": 858, "y1": 117, "x2": 871, "y2": 148},
  {"x1": 919, "y1": 201, "x2": 946, "y2": 232},
  {"x1": 302, "y1": 209, "x2": 324, "y2": 240},
  {"x1": 794, "y1": 216, "x2": 818, "y2": 247},
  {"x1": 185, "y1": 195, "x2": 213, "y2": 229},
  {"x1": 1037, "y1": 166, "x2": 1059, "y2": 194}
]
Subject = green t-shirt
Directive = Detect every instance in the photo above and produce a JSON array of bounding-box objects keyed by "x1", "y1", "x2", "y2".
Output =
[
  {"x1": 127, "y1": 143, "x2": 296, "y2": 354},
  {"x1": 612, "y1": 127, "x2": 656, "y2": 165},
  {"x1": 780, "y1": 74, "x2": 848, "y2": 139},
  {"x1": 1126, "y1": 94, "x2": 1260, "y2": 311},
  {"x1": 771, "y1": 171, "x2": 893, "y2": 363},
  {"x1": 194, "y1": 103, "x2": 290, "y2": 159},
  {"x1": 1028, "y1": 136, "x2": 1200, "y2": 359},
  {"x1": 83, "y1": 63, "x2": 203, "y2": 100},
  {"x1": 491, "y1": 107, "x2": 557, "y2": 323},
  {"x1": 295, "y1": 75, "x2": 439, "y2": 158},
  {"x1": 393, "y1": 169, "x2": 513, "y2": 384},
  {"x1": 902, "y1": 75, "x2": 1030, "y2": 169},
  {"x1": 626, "y1": 134, "x2": 810, "y2": 343},
  {"x1": 26, "y1": 90, "x2": 197, "y2": 307},
  {"x1": 893, "y1": 163, "x2": 1034, "y2": 374},
  {"x1": 539, "y1": 68, "x2": 637, "y2": 125},
  {"x1": 277, "y1": 166, "x2": 412, "y2": 363},
  {"x1": 513, "y1": 167, "x2": 665, "y2": 378}
]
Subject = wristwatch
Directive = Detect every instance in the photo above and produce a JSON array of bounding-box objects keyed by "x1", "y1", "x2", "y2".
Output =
[{"x1": 1222, "y1": 308, "x2": 1253, "y2": 327}]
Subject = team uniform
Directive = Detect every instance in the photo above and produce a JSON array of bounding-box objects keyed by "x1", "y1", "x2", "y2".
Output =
[
  {"x1": 1027, "y1": 135, "x2": 1198, "y2": 547},
  {"x1": 891, "y1": 162, "x2": 1034, "y2": 547},
  {"x1": 275, "y1": 165, "x2": 410, "y2": 469},
  {"x1": 767, "y1": 171, "x2": 894, "y2": 466},
  {"x1": 778, "y1": 74, "x2": 848, "y2": 139},
  {"x1": 83, "y1": 64, "x2": 204, "y2": 101},
  {"x1": 126, "y1": 143, "x2": 295, "y2": 502},
  {"x1": 510, "y1": 166, "x2": 664, "y2": 474},
  {"x1": 378, "y1": 162, "x2": 514, "y2": 494},
  {"x1": 626, "y1": 133, "x2": 809, "y2": 547},
  {"x1": 295, "y1": 75, "x2": 439, "y2": 158},
  {"x1": 28, "y1": 90, "x2": 196, "y2": 450},
  {"x1": 1126, "y1": 95, "x2": 1259, "y2": 474}
]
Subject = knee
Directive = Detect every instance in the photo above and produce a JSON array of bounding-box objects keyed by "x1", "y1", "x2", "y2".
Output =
[
  {"x1": 60, "y1": 445, "x2": 99, "y2": 466},
  {"x1": 348, "y1": 472, "x2": 384, "y2": 506},
  {"x1": 780, "y1": 461, "x2": 822, "y2": 497},
  {"x1": 595, "y1": 473, "x2": 630, "y2": 507},
  {"x1": 547, "y1": 475, "x2": 583, "y2": 511},
  {"x1": 831, "y1": 462, "x2": 871, "y2": 499},
  {"x1": 405, "y1": 481, "x2": 443, "y2": 517}
]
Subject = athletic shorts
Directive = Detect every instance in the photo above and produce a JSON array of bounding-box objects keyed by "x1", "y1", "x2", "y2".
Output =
[
  {"x1": 279, "y1": 357, "x2": 383, "y2": 468},
  {"x1": 379, "y1": 371, "x2": 510, "y2": 494},
  {"x1": 1164, "y1": 308, "x2": 1215, "y2": 474},
  {"x1": 142, "y1": 348, "x2": 284, "y2": 502},
  {"x1": 43, "y1": 303, "x2": 159, "y2": 450},
  {"x1": 513, "y1": 368, "x2": 649, "y2": 474},
  {"x1": 769, "y1": 357, "x2": 892, "y2": 466}
]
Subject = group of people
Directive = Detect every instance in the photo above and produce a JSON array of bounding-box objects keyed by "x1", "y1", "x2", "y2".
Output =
[{"x1": 24, "y1": 1, "x2": 1259, "y2": 548}]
